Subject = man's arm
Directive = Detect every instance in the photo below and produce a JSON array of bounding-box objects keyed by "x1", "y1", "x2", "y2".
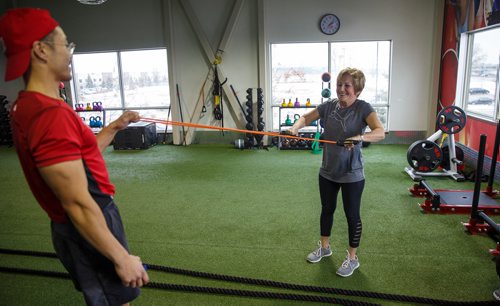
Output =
[
  {"x1": 95, "y1": 111, "x2": 140, "y2": 153},
  {"x1": 38, "y1": 159, "x2": 149, "y2": 288}
]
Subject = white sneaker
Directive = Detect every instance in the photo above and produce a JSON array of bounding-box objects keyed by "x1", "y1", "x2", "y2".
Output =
[
  {"x1": 336, "y1": 250, "x2": 360, "y2": 277},
  {"x1": 494, "y1": 289, "x2": 500, "y2": 301},
  {"x1": 306, "y1": 241, "x2": 332, "y2": 263}
]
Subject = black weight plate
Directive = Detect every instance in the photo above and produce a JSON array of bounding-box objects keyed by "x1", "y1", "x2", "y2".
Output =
[
  {"x1": 436, "y1": 106, "x2": 466, "y2": 134},
  {"x1": 407, "y1": 140, "x2": 443, "y2": 172}
]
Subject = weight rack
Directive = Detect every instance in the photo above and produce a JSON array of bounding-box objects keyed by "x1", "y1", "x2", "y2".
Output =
[{"x1": 405, "y1": 106, "x2": 466, "y2": 181}]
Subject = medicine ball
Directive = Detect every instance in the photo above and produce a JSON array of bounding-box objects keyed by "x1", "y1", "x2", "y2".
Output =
[{"x1": 321, "y1": 72, "x2": 331, "y2": 83}]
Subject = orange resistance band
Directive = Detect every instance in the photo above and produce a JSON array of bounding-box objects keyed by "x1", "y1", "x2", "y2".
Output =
[{"x1": 139, "y1": 117, "x2": 338, "y2": 145}]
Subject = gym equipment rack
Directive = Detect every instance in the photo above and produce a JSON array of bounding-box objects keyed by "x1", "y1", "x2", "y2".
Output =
[
  {"x1": 405, "y1": 106, "x2": 466, "y2": 181},
  {"x1": 409, "y1": 122, "x2": 499, "y2": 214}
]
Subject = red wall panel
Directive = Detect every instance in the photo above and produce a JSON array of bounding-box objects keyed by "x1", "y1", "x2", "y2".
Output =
[
  {"x1": 439, "y1": 0, "x2": 499, "y2": 159},
  {"x1": 461, "y1": 117, "x2": 498, "y2": 158}
]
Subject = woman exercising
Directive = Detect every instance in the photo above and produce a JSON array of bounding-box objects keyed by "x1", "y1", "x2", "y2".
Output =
[{"x1": 288, "y1": 67, "x2": 385, "y2": 277}]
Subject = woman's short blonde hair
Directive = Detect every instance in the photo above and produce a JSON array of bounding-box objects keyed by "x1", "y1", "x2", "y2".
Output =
[{"x1": 337, "y1": 67, "x2": 366, "y2": 95}]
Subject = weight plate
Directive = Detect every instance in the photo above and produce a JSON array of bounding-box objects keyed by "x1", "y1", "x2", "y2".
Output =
[
  {"x1": 436, "y1": 106, "x2": 466, "y2": 134},
  {"x1": 407, "y1": 140, "x2": 443, "y2": 172}
]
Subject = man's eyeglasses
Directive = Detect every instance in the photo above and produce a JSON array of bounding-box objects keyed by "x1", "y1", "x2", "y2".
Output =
[{"x1": 42, "y1": 41, "x2": 76, "y2": 55}]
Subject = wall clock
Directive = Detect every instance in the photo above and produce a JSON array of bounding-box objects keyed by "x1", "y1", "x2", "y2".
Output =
[{"x1": 319, "y1": 14, "x2": 340, "y2": 35}]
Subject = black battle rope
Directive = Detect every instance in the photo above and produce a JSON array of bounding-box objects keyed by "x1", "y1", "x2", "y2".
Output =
[
  {"x1": 0, "y1": 248, "x2": 497, "y2": 305},
  {"x1": 0, "y1": 267, "x2": 376, "y2": 306}
]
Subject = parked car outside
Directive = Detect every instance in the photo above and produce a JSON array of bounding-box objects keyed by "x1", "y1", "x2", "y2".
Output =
[
  {"x1": 469, "y1": 97, "x2": 494, "y2": 105},
  {"x1": 469, "y1": 87, "x2": 490, "y2": 94}
]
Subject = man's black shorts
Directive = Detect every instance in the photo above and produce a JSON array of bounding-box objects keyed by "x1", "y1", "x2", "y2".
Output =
[{"x1": 51, "y1": 201, "x2": 140, "y2": 306}]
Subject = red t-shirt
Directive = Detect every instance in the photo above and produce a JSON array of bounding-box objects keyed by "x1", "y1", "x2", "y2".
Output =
[{"x1": 10, "y1": 91, "x2": 115, "y2": 223}]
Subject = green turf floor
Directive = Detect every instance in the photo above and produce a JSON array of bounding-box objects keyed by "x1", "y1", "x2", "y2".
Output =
[{"x1": 0, "y1": 143, "x2": 499, "y2": 305}]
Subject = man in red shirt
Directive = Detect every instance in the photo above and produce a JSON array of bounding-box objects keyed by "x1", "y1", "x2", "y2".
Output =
[{"x1": 0, "y1": 8, "x2": 149, "y2": 305}]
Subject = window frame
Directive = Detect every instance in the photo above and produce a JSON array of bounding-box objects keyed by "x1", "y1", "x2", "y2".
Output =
[
  {"x1": 269, "y1": 40, "x2": 392, "y2": 131},
  {"x1": 456, "y1": 24, "x2": 500, "y2": 122},
  {"x1": 70, "y1": 48, "x2": 171, "y2": 131}
]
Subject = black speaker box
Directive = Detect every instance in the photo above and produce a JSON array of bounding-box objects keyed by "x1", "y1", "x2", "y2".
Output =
[{"x1": 113, "y1": 122, "x2": 157, "y2": 150}]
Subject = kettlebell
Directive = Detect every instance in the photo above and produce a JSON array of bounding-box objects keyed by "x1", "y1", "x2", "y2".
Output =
[
  {"x1": 86, "y1": 102, "x2": 92, "y2": 110},
  {"x1": 293, "y1": 114, "x2": 300, "y2": 123},
  {"x1": 89, "y1": 116, "x2": 96, "y2": 127},
  {"x1": 287, "y1": 99, "x2": 293, "y2": 107},
  {"x1": 306, "y1": 98, "x2": 312, "y2": 107},
  {"x1": 94, "y1": 116, "x2": 103, "y2": 128},
  {"x1": 294, "y1": 98, "x2": 300, "y2": 107},
  {"x1": 285, "y1": 114, "x2": 292, "y2": 126},
  {"x1": 92, "y1": 101, "x2": 103, "y2": 111},
  {"x1": 281, "y1": 138, "x2": 290, "y2": 148},
  {"x1": 281, "y1": 98, "x2": 287, "y2": 107}
]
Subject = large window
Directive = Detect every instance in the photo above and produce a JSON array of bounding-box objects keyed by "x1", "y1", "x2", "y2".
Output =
[
  {"x1": 271, "y1": 41, "x2": 391, "y2": 130},
  {"x1": 458, "y1": 25, "x2": 500, "y2": 121},
  {"x1": 71, "y1": 49, "x2": 170, "y2": 131}
]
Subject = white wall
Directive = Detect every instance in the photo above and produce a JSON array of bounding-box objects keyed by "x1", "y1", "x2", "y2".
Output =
[
  {"x1": 168, "y1": 0, "x2": 259, "y2": 134},
  {"x1": 0, "y1": 0, "x2": 443, "y2": 138}
]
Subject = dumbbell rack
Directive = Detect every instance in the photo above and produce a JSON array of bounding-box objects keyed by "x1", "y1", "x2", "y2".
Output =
[
  {"x1": 404, "y1": 106, "x2": 466, "y2": 182},
  {"x1": 276, "y1": 105, "x2": 319, "y2": 150},
  {"x1": 75, "y1": 109, "x2": 106, "y2": 133},
  {"x1": 244, "y1": 88, "x2": 265, "y2": 148}
]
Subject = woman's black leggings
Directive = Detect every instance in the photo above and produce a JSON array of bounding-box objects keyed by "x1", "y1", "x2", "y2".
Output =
[{"x1": 318, "y1": 174, "x2": 365, "y2": 248}]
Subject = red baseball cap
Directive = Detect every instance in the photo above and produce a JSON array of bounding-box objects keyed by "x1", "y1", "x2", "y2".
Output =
[{"x1": 0, "y1": 8, "x2": 59, "y2": 81}]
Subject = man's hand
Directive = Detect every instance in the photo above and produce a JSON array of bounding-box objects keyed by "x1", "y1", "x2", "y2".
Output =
[
  {"x1": 96, "y1": 111, "x2": 140, "y2": 151},
  {"x1": 115, "y1": 254, "x2": 149, "y2": 288},
  {"x1": 111, "y1": 111, "x2": 140, "y2": 131}
]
